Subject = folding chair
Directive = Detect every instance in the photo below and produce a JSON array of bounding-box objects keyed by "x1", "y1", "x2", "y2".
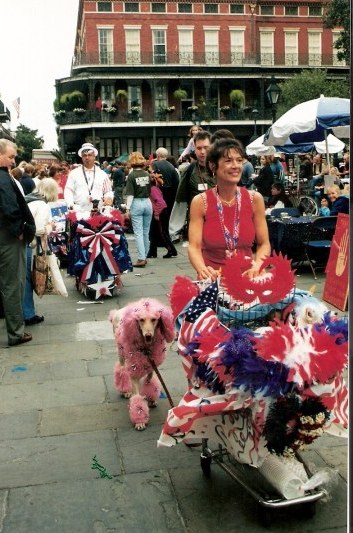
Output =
[{"x1": 302, "y1": 216, "x2": 337, "y2": 279}]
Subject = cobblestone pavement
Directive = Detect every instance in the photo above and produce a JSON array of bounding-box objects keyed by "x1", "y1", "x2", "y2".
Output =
[{"x1": 0, "y1": 237, "x2": 348, "y2": 533}]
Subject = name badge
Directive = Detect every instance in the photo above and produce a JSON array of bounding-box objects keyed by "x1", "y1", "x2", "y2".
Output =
[{"x1": 198, "y1": 183, "x2": 208, "y2": 191}]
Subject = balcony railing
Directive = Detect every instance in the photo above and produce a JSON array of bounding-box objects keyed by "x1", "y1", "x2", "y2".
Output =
[
  {"x1": 72, "y1": 50, "x2": 347, "y2": 68},
  {"x1": 55, "y1": 108, "x2": 273, "y2": 125}
]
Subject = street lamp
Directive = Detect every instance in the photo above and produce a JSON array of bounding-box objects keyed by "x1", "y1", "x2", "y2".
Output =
[
  {"x1": 265, "y1": 76, "x2": 281, "y2": 123},
  {"x1": 249, "y1": 108, "x2": 259, "y2": 143}
]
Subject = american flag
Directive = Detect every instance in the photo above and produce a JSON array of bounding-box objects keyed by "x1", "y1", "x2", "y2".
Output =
[
  {"x1": 184, "y1": 281, "x2": 218, "y2": 323},
  {"x1": 12, "y1": 97, "x2": 20, "y2": 118}
]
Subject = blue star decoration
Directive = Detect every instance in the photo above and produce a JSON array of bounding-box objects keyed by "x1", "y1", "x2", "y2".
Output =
[{"x1": 185, "y1": 281, "x2": 218, "y2": 323}]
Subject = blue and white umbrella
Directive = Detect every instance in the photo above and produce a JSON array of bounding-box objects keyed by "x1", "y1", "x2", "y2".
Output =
[
  {"x1": 264, "y1": 95, "x2": 350, "y2": 146},
  {"x1": 246, "y1": 133, "x2": 345, "y2": 157}
]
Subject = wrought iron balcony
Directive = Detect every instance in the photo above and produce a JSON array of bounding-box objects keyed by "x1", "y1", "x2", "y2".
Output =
[{"x1": 72, "y1": 50, "x2": 347, "y2": 68}]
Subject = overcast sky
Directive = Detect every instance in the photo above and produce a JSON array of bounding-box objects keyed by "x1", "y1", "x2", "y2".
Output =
[{"x1": 1, "y1": 0, "x2": 80, "y2": 149}]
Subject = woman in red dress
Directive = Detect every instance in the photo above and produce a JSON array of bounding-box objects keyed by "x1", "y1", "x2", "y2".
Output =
[{"x1": 188, "y1": 138, "x2": 270, "y2": 281}]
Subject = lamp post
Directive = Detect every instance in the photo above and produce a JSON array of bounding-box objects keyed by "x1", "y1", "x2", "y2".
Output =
[
  {"x1": 265, "y1": 76, "x2": 281, "y2": 123},
  {"x1": 249, "y1": 108, "x2": 259, "y2": 143}
]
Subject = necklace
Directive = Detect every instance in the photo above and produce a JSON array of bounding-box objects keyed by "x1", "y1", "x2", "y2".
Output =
[
  {"x1": 215, "y1": 187, "x2": 241, "y2": 257},
  {"x1": 218, "y1": 196, "x2": 236, "y2": 207}
]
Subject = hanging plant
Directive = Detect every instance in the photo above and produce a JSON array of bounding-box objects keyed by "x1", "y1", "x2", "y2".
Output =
[
  {"x1": 116, "y1": 89, "x2": 128, "y2": 102},
  {"x1": 173, "y1": 88, "x2": 188, "y2": 100},
  {"x1": 229, "y1": 89, "x2": 245, "y2": 109}
]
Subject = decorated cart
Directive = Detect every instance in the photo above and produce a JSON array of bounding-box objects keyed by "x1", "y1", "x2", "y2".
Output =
[
  {"x1": 67, "y1": 210, "x2": 132, "y2": 299},
  {"x1": 159, "y1": 253, "x2": 348, "y2": 525}
]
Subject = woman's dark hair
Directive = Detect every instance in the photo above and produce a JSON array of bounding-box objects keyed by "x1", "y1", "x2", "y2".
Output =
[
  {"x1": 206, "y1": 138, "x2": 245, "y2": 173},
  {"x1": 210, "y1": 129, "x2": 235, "y2": 143},
  {"x1": 271, "y1": 182, "x2": 286, "y2": 194}
]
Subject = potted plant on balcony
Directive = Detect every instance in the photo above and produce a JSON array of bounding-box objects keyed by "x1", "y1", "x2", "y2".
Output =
[
  {"x1": 105, "y1": 106, "x2": 117, "y2": 114},
  {"x1": 73, "y1": 107, "x2": 86, "y2": 115},
  {"x1": 54, "y1": 109, "x2": 66, "y2": 122}
]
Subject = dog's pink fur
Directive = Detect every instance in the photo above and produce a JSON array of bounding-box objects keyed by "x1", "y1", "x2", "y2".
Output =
[{"x1": 109, "y1": 298, "x2": 175, "y2": 430}]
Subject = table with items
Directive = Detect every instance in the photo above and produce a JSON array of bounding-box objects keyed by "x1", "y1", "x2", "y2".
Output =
[
  {"x1": 267, "y1": 215, "x2": 316, "y2": 262},
  {"x1": 67, "y1": 210, "x2": 132, "y2": 298}
]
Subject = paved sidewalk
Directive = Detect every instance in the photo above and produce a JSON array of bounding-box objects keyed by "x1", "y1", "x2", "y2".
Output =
[{"x1": 0, "y1": 237, "x2": 348, "y2": 533}]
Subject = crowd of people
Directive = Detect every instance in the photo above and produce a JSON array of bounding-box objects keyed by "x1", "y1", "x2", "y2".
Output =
[{"x1": 0, "y1": 130, "x2": 350, "y2": 346}]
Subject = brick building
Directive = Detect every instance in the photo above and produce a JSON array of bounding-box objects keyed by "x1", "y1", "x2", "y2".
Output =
[{"x1": 55, "y1": 0, "x2": 348, "y2": 162}]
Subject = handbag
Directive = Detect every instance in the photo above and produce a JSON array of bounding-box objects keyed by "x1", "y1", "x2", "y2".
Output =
[{"x1": 31, "y1": 237, "x2": 54, "y2": 298}]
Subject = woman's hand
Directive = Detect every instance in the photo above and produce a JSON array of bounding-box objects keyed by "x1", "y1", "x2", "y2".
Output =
[{"x1": 197, "y1": 265, "x2": 220, "y2": 282}]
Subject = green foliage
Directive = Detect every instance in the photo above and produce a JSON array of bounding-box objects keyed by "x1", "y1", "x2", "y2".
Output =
[
  {"x1": 59, "y1": 91, "x2": 86, "y2": 111},
  {"x1": 116, "y1": 89, "x2": 128, "y2": 101},
  {"x1": 323, "y1": 0, "x2": 350, "y2": 62},
  {"x1": 14, "y1": 124, "x2": 44, "y2": 162},
  {"x1": 229, "y1": 89, "x2": 245, "y2": 108},
  {"x1": 173, "y1": 88, "x2": 188, "y2": 100},
  {"x1": 277, "y1": 70, "x2": 349, "y2": 117}
]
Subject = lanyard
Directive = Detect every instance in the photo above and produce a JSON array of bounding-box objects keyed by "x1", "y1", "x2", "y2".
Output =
[{"x1": 82, "y1": 166, "x2": 96, "y2": 195}]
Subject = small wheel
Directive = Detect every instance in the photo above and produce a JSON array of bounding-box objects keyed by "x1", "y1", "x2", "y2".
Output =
[
  {"x1": 258, "y1": 506, "x2": 272, "y2": 527},
  {"x1": 299, "y1": 196, "x2": 318, "y2": 216},
  {"x1": 200, "y1": 454, "x2": 212, "y2": 478}
]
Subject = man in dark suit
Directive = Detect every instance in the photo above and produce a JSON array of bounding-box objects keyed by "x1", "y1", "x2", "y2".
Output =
[{"x1": 0, "y1": 139, "x2": 36, "y2": 346}]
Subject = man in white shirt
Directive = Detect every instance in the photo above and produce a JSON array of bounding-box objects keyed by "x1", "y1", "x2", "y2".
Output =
[{"x1": 64, "y1": 143, "x2": 112, "y2": 215}]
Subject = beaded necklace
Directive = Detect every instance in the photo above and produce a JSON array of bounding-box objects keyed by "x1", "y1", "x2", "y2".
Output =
[{"x1": 215, "y1": 187, "x2": 241, "y2": 258}]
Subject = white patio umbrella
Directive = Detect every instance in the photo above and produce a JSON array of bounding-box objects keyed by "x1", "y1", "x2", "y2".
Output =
[
  {"x1": 246, "y1": 133, "x2": 345, "y2": 157},
  {"x1": 263, "y1": 95, "x2": 350, "y2": 170}
]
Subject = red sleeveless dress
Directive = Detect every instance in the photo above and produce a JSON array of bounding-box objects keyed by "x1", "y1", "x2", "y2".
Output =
[{"x1": 201, "y1": 187, "x2": 255, "y2": 269}]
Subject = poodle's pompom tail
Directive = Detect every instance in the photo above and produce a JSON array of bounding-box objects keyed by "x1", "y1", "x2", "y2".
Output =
[
  {"x1": 114, "y1": 363, "x2": 132, "y2": 394},
  {"x1": 129, "y1": 395, "x2": 150, "y2": 425},
  {"x1": 142, "y1": 374, "x2": 161, "y2": 403}
]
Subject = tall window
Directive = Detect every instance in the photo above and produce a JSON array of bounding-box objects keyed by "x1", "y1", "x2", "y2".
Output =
[
  {"x1": 308, "y1": 31, "x2": 322, "y2": 66},
  {"x1": 260, "y1": 31, "x2": 274, "y2": 65},
  {"x1": 153, "y1": 29, "x2": 166, "y2": 64},
  {"x1": 332, "y1": 32, "x2": 345, "y2": 65},
  {"x1": 204, "y1": 28, "x2": 219, "y2": 65},
  {"x1": 284, "y1": 31, "x2": 298, "y2": 65},
  {"x1": 98, "y1": 28, "x2": 114, "y2": 64},
  {"x1": 128, "y1": 86, "x2": 141, "y2": 110},
  {"x1": 102, "y1": 84, "x2": 115, "y2": 104},
  {"x1": 97, "y1": 2, "x2": 112, "y2": 12},
  {"x1": 125, "y1": 27, "x2": 141, "y2": 64},
  {"x1": 178, "y1": 3, "x2": 192, "y2": 13},
  {"x1": 178, "y1": 28, "x2": 194, "y2": 64},
  {"x1": 230, "y1": 29, "x2": 245, "y2": 65},
  {"x1": 154, "y1": 82, "x2": 167, "y2": 111}
]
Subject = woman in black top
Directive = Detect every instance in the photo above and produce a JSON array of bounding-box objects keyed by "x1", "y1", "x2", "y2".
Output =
[
  {"x1": 252, "y1": 155, "x2": 274, "y2": 202},
  {"x1": 125, "y1": 152, "x2": 153, "y2": 268}
]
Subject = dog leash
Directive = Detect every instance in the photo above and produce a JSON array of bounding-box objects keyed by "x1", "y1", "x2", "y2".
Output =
[{"x1": 147, "y1": 357, "x2": 175, "y2": 408}]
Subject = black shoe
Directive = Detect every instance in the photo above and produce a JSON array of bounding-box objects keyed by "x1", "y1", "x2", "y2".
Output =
[
  {"x1": 25, "y1": 315, "x2": 44, "y2": 326},
  {"x1": 146, "y1": 252, "x2": 157, "y2": 258},
  {"x1": 163, "y1": 251, "x2": 178, "y2": 258},
  {"x1": 9, "y1": 332, "x2": 33, "y2": 346}
]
